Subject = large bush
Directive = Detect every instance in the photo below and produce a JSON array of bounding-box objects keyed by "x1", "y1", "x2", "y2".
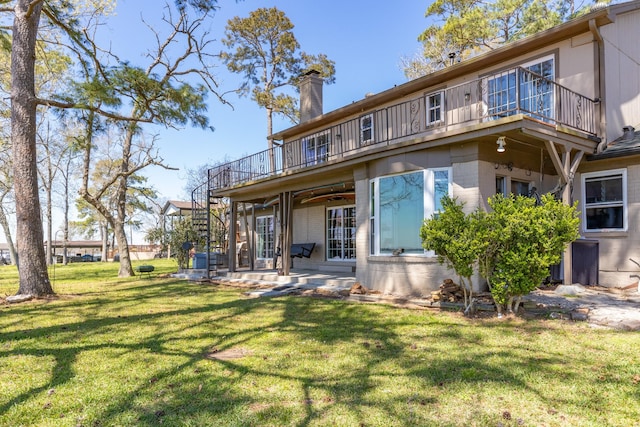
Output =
[{"x1": 421, "y1": 193, "x2": 580, "y2": 316}]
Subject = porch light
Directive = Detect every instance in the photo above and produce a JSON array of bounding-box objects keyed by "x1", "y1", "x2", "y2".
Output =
[{"x1": 496, "y1": 136, "x2": 506, "y2": 153}]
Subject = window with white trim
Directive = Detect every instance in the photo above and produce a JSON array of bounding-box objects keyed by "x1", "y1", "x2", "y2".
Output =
[
  {"x1": 327, "y1": 206, "x2": 356, "y2": 260},
  {"x1": 360, "y1": 113, "x2": 374, "y2": 145},
  {"x1": 370, "y1": 168, "x2": 452, "y2": 255},
  {"x1": 302, "y1": 130, "x2": 330, "y2": 165},
  {"x1": 426, "y1": 91, "x2": 443, "y2": 126},
  {"x1": 582, "y1": 169, "x2": 627, "y2": 231},
  {"x1": 256, "y1": 215, "x2": 275, "y2": 259}
]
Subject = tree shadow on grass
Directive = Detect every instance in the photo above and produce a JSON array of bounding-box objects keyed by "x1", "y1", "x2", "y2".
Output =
[{"x1": 1, "y1": 281, "x2": 638, "y2": 426}]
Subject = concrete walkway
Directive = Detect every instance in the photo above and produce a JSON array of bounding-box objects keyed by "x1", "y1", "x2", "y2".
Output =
[{"x1": 524, "y1": 284, "x2": 640, "y2": 330}]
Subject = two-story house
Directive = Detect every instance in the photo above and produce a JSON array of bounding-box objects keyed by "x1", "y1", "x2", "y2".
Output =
[{"x1": 192, "y1": 1, "x2": 640, "y2": 296}]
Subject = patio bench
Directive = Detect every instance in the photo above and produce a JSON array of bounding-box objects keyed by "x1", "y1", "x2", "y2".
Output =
[
  {"x1": 135, "y1": 265, "x2": 155, "y2": 278},
  {"x1": 290, "y1": 243, "x2": 315, "y2": 258}
]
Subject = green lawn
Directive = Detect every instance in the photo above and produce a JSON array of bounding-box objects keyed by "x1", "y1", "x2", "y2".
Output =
[{"x1": 0, "y1": 260, "x2": 639, "y2": 426}]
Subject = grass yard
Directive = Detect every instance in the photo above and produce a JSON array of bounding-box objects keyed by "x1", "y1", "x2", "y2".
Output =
[{"x1": 1, "y1": 260, "x2": 639, "y2": 426}]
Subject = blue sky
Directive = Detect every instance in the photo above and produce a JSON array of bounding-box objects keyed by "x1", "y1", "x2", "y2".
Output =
[
  {"x1": 0, "y1": 1, "x2": 430, "y2": 245},
  {"x1": 109, "y1": 0, "x2": 431, "y2": 201}
]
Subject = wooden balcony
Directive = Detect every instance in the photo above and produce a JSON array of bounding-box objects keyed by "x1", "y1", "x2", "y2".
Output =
[{"x1": 200, "y1": 66, "x2": 598, "y2": 198}]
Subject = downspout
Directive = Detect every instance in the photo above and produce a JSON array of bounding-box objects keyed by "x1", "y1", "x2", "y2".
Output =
[{"x1": 589, "y1": 18, "x2": 607, "y2": 152}]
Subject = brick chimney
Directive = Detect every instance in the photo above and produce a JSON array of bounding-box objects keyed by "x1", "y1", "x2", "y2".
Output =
[{"x1": 300, "y1": 70, "x2": 323, "y2": 123}]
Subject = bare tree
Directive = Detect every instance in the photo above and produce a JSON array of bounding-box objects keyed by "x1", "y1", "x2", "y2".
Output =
[
  {"x1": 65, "y1": 6, "x2": 224, "y2": 277},
  {"x1": 4, "y1": 0, "x2": 225, "y2": 293}
]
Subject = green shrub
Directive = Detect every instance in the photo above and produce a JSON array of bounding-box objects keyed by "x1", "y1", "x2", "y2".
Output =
[{"x1": 421, "y1": 193, "x2": 579, "y2": 316}]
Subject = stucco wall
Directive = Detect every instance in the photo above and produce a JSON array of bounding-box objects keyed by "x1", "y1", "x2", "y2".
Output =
[
  {"x1": 290, "y1": 204, "x2": 325, "y2": 269},
  {"x1": 602, "y1": 7, "x2": 640, "y2": 142}
]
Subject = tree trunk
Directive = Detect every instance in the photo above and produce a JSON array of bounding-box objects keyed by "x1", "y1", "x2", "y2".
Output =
[
  {"x1": 11, "y1": 0, "x2": 53, "y2": 296},
  {"x1": 113, "y1": 220, "x2": 133, "y2": 276},
  {"x1": 114, "y1": 128, "x2": 135, "y2": 277},
  {"x1": 267, "y1": 106, "x2": 276, "y2": 172},
  {"x1": 62, "y1": 165, "x2": 70, "y2": 265},
  {"x1": 101, "y1": 222, "x2": 108, "y2": 262},
  {"x1": 45, "y1": 180, "x2": 53, "y2": 265},
  {"x1": 513, "y1": 296, "x2": 522, "y2": 314}
]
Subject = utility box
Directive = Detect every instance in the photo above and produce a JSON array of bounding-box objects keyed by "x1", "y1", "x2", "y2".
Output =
[
  {"x1": 193, "y1": 252, "x2": 229, "y2": 270},
  {"x1": 193, "y1": 253, "x2": 207, "y2": 269},
  {"x1": 571, "y1": 239, "x2": 599, "y2": 285},
  {"x1": 548, "y1": 240, "x2": 599, "y2": 285}
]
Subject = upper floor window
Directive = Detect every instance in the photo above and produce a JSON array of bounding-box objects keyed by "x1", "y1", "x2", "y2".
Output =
[
  {"x1": 303, "y1": 130, "x2": 330, "y2": 165},
  {"x1": 582, "y1": 169, "x2": 627, "y2": 231},
  {"x1": 426, "y1": 91, "x2": 443, "y2": 126},
  {"x1": 370, "y1": 168, "x2": 452, "y2": 256},
  {"x1": 486, "y1": 55, "x2": 555, "y2": 120},
  {"x1": 360, "y1": 113, "x2": 374, "y2": 145}
]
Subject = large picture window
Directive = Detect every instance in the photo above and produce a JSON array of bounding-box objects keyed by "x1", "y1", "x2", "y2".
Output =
[
  {"x1": 327, "y1": 206, "x2": 356, "y2": 260},
  {"x1": 370, "y1": 168, "x2": 452, "y2": 255},
  {"x1": 486, "y1": 55, "x2": 555, "y2": 120},
  {"x1": 582, "y1": 169, "x2": 627, "y2": 231},
  {"x1": 256, "y1": 216, "x2": 275, "y2": 259}
]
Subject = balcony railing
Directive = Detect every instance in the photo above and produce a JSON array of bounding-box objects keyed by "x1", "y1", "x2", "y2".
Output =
[{"x1": 202, "y1": 66, "x2": 597, "y2": 196}]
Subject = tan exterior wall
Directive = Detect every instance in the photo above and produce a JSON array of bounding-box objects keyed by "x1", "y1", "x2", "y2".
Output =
[
  {"x1": 452, "y1": 160, "x2": 481, "y2": 210},
  {"x1": 575, "y1": 161, "x2": 640, "y2": 287},
  {"x1": 354, "y1": 169, "x2": 370, "y2": 282},
  {"x1": 602, "y1": 7, "x2": 640, "y2": 142},
  {"x1": 558, "y1": 36, "x2": 596, "y2": 98},
  {"x1": 291, "y1": 204, "x2": 325, "y2": 269}
]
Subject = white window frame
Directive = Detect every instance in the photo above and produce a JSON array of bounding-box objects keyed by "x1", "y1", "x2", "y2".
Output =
[
  {"x1": 256, "y1": 215, "x2": 275, "y2": 259},
  {"x1": 360, "y1": 113, "x2": 374, "y2": 145},
  {"x1": 302, "y1": 130, "x2": 330, "y2": 165},
  {"x1": 484, "y1": 54, "x2": 555, "y2": 120},
  {"x1": 426, "y1": 91, "x2": 444, "y2": 126},
  {"x1": 581, "y1": 169, "x2": 627, "y2": 232},
  {"x1": 326, "y1": 205, "x2": 356, "y2": 261},
  {"x1": 369, "y1": 168, "x2": 452, "y2": 256}
]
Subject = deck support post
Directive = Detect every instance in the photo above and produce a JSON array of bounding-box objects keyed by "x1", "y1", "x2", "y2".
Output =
[
  {"x1": 544, "y1": 140, "x2": 584, "y2": 285},
  {"x1": 279, "y1": 191, "x2": 294, "y2": 275},
  {"x1": 229, "y1": 200, "x2": 237, "y2": 272}
]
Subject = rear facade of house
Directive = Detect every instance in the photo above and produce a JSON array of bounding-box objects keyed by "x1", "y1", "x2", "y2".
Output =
[{"x1": 192, "y1": 1, "x2": 640, "y2": 296}]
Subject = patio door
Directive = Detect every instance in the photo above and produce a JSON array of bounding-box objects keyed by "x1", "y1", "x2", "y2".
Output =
[
  {"x1": 327, "y1": 206, "x2": 356, "y2": 260},
  {"x1": 485, "y1": 55, "x2": 555, "y2": 120}
]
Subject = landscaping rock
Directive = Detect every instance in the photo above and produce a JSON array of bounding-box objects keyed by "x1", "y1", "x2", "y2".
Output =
[
  {"x1": 571, "y1": 309, "x2": 589, "y2": 321},
  {"x1": 350, "y1": 283, "x2": 368, "y2": 294},
  {"x1": 554, "y1": 284, "x2": 586, "y2": 296},
  {"x1": 6, "y1": 294, "x2": 34, "y2": 303}
]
